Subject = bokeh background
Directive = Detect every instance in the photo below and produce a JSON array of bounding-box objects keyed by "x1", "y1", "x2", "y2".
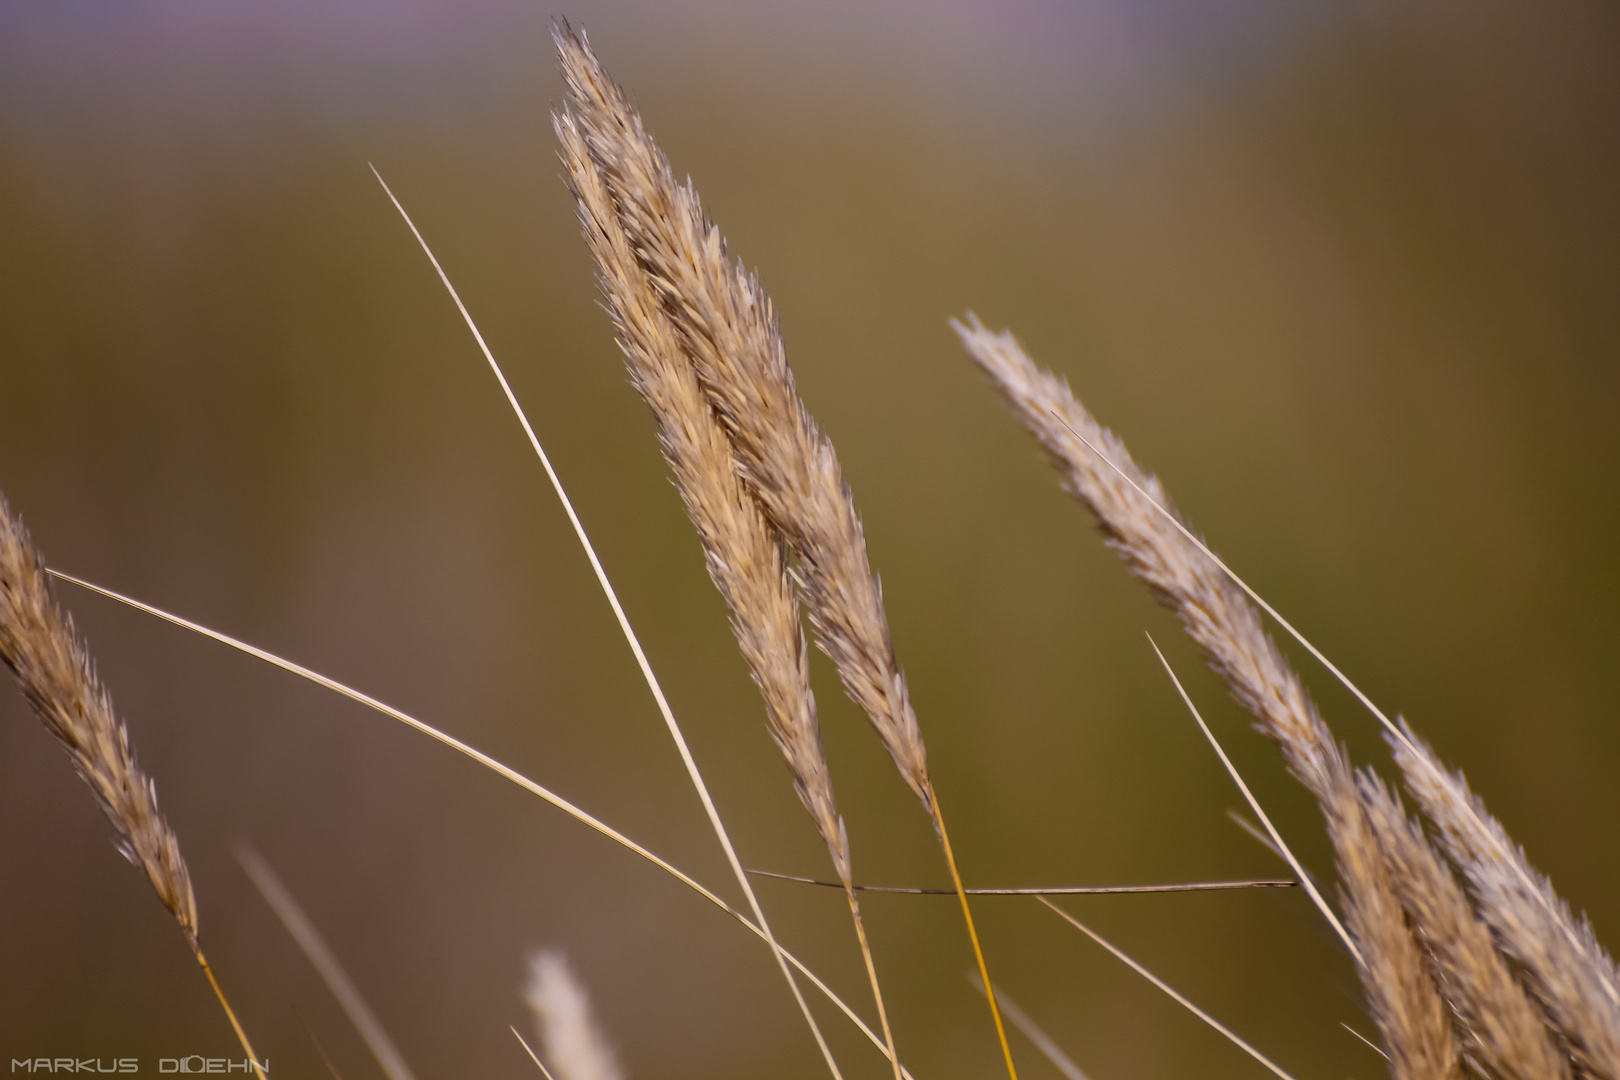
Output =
[{"x1": 2, "y1": 1, "x2": 1618, "y2": 1077}]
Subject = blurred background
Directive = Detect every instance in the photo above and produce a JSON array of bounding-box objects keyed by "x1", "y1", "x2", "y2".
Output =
[{"x1": 2, "y1": 1, "x2": 1618, "y2": 1077}]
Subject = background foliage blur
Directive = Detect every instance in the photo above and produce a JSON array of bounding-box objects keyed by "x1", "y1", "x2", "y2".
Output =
[{"x1": 2, "y1": 2, "x2": 1618, "y2": 1077}]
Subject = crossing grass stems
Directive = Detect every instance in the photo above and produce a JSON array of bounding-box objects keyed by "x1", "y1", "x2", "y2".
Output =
[{"x1": 3, "y1": 23, "x2": 1616, "y2": 1080}]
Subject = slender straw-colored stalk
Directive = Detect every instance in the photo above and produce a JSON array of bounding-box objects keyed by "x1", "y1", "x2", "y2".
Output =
[
  {"x1": 513, "y1": 1027, "x2": 561, "y2": 1080},
  {"x1": 1039, "y1": 898, "x2": 1297, "y2": 1080},
  {"x1": 931, "y1": 790, "x2": 1015, "y2": 1077},
  {"x1": 368, "y1": 165, "x2": 846, "y2": 1079},
  {"x1": 967, "y1": 974, "x2": 1092, "y2": 1080},
  {"x1": 748, "y1": 869, "x2": 1294, "y2": 895},
  {"x1": 1344, "y1": 1022, "x2": 1391, "y2": 1060},
  {"x1": 298, "y1": 1013, "x2": 349, "y2": 1080},
  {"x1": 1146, "y1": 633, "x2": 1356, "y2": 960},
  {"x1": 238, "y1": 845, "x2": 418, "y2": 1080},
  {"x1": 554, "y1": 27, "x2": 1015, "y2": 1077},
  {"x1": 51, "y1": 570, "x2": 915, "y2": 1080},
  {"x1": 0, "y1": 497, "x2": 266, "y2": 1080},
  {"x1": 196, "y1": 957, "x2": 267, "y2": 1080}
]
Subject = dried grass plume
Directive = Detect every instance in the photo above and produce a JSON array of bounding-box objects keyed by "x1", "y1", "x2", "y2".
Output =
[
  {"x1": 953, "y1": 316, "x2": 1544, "y2": 1079},
  {"x1": 0, "y1": 492, "x2": 265, "y2": 1079},
  {"x1": 525, "y1": 950, "x2": 626, "y2": 1080},
  {"x1": 0, "y1": 494, "x2": 198, "y2": 943}
]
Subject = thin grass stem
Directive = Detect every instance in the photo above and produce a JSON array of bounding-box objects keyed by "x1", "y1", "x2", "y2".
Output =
[
  {"x1": 1038, "y1": 898, "x2": 1297, "y2": 1080},
  {"x1": 967, "y1": 973, "x2": 1091, "y2": 1080},
  {"x1": 748, "y1": 869, "x2": 1295, "y2": 895},
  {"x1": 1145, "y1": 633, "x2": 1358, "y2": 963},
  {"x1": 512, "y1": 1027, "x2": 560, "y2": 1080},
  {"x1": 1052, "y1": 411, "x2": 1615, "y2": 1006},
  {"x1": 48, "y1": 570, "x2": 912, "y2": 1078},
  {"x1": 295, "y1": 1010, "x2": 348, "y2": 1080},
  {"x1": 196, "y1": 953, "x2": 269, "y2": 1080},
  {"x1": 369, "y1": 165, "x2": 841, "y2": 1077},
  {"x1": 929, "y1": 793, "x2": 1018, "y2": 1080},
  {"x1": 237, "y1": 845, "x2": 417, "y2": 1080},
  {"x1": 1343, "y1": 1021, "x2": 1391, "y2": 1060},
  {"x1": 843, "y1": 884, "x2": 902, "y2": 1080}
]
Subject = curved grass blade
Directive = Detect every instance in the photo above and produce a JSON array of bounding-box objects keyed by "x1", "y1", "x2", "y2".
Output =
[
  {"x1": 370, "y1": 164, "x2": 842, "y2": 1079},
  {"x1": 48, "y1": 569, "x2": 913, "y2": 1079}
]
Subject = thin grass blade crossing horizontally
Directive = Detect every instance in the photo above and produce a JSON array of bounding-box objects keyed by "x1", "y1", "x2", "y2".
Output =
[
  {"x1": 555, "y1": 27, "x2": 1017, "y2": 1078},
  {"x1": 748, "y1": 868, "x2": 1295, "y2": 895},
  {"x1": 0, "y1": 495, "x2": 266, "y2": 1080}
]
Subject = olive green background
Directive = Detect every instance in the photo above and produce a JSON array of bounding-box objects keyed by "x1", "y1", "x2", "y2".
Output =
[{"x1": 2, "y1": 2, "x2": 1618, "y2": 1077}]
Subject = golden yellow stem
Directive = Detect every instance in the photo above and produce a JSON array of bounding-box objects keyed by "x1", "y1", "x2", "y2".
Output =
[
  {"x1": 196, "y1": 948, "x2": 269, "y2": 1080},
  {"x1": 842, "y1": 881, "x2": 903, "y2": 1080},
  {"x1": 929, "y1": 788, "x2": 1018, "y2": 1080}
]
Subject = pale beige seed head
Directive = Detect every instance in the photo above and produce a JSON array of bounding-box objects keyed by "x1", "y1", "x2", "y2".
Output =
[
  {"x1": 554, "y1": 77, "x2": 847, "y2": 881},
  {"x1": 1328, "y1": 771, "x2": 1461, "y2": 1080},
  {"x1": 956, "y1": 318, "x2": 1479, "y2": 1074},
  {"x1": 955, "y1": 315, "x2": 1342, "y2": 799},
  {"x1": 0, "y1": 494, "x2": 199, "y2": 946},
  {"x1": 1360, "y1": 769, "x2": 1570, "y2": 1080},
  {"x1": 1392, "y1": 723, "x2": 1620, "y2": 1078},
  {"x1": 556, "y1": 25, "x2": 930, "y2": 813}
]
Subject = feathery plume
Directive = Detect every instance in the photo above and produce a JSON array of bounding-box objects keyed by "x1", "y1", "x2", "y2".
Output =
[
  {"x1": 525, "y1": 951, "x2": 625, "y2": 1080},
  {"x1": 957, "y1": 318, "x2": 1463, "y2": 1077},
  {"x1": 553, "y1": 24, "x2": 926, "y2": 812},
  {"x1": 554, "y1": 27, "x2": 1015, "y2": 1077},
  {"x1": 554, "y1": 44, "x2": 901, "y2": 1079},
  {"x1": 0, "y1": 495, "x2": 197, "y2": 938},
  {"x1": 553, "y1": 95, "x2": 844, "y2": 889},
  {"x1": 1331, "y1": 768, "x2": 1462, "y2": 1080},
  {"x1": 0, "y1": 494, "x2": 264, "y2": 1079},
  {"x1": 1392, "y1": 724, "x2": 1620, "y2": 1078},
  {"x1": 1360, "y1": 770, "x2": 1571, "y2": 1080},
  {"x1": 955, "y1": 317, "x2": 1342, "y2": 800}
]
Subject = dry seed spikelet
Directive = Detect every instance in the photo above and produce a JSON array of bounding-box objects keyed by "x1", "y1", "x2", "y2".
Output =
[
  {"x1": 1392, "y1": 724, "x2": 1620, "y2": 1078},
  {"x1": 0, "y1": 494, "x2": 199, "y2": 945},
  {"x1": 553, "y1": 97, "x2": 845, "y2": 881},
  {"x1": 955, "y1": 317, "x2": 1468, "y2": 1078},
  {"x1": 1360, "y1": 769, "x2": 1570, "y2": 1080},
  {"x1": 554, "y1": 27, "x2": 930, "y2": 811}
]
